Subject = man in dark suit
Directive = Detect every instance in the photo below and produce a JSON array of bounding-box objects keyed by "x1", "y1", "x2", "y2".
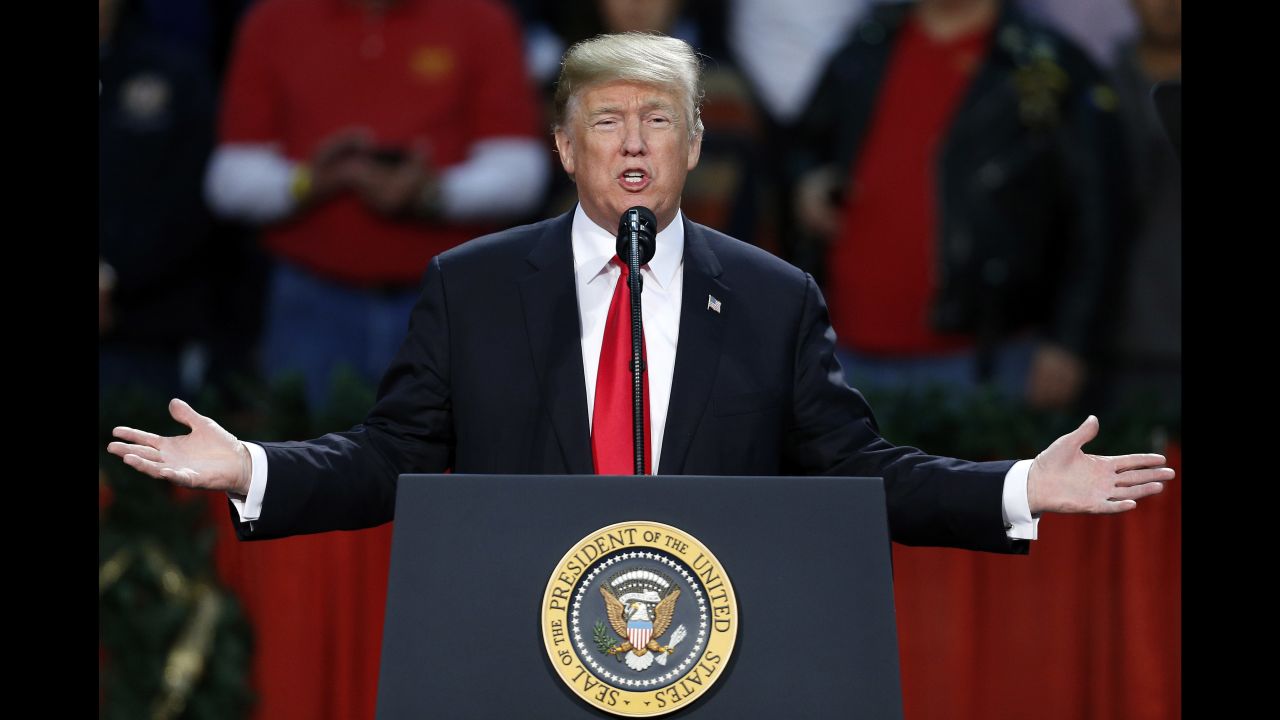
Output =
[{"x1": 108, "y1": 33, "x2": 1171, "y2": 554}]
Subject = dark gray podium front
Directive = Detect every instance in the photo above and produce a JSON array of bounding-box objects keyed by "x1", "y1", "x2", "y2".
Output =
[{"x1": 376, "y1": 474, "x2": 904, "y2": 719}]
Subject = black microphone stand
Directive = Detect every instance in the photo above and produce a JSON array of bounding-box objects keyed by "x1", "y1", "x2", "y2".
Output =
[
  {"x1": 626, "y1": 212, "x2": 645, "y2": 476},
  {"x1": 617, "y1": 207, "x2": 656, "y2": 475}
]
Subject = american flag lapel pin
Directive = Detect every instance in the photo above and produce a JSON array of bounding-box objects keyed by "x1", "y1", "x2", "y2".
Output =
[{"x1": 707, "y1": 295, "x2": 722, "y2": 314}]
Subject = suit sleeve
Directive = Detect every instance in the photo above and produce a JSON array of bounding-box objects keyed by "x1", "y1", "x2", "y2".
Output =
[
  {"x1": 784, "y1": 273, "x2": 1029, "y2": 554},
  {"x1": 230, "y1": 256, "x2": 456, "y2": 540}
]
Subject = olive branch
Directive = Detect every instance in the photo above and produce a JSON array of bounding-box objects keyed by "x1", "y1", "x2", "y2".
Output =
[{"x1": 593, "y1": 620, "x2": 619, "y2": 655}]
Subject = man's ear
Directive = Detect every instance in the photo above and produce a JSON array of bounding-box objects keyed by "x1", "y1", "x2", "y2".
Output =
[
  {"x1": 686, "y1": 131, "x2": 703, "y2": 172},
  {"x1": 554, "y1": 128, "x2": 576, "y2": 177}
]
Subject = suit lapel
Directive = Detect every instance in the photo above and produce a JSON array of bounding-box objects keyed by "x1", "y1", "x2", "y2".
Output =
[
  {"x1": 658, "y1": 219, "x2": 729, "y2": 475},
  {"x1": 518, "y1": 212, "x2": 594, "y2": 474}
]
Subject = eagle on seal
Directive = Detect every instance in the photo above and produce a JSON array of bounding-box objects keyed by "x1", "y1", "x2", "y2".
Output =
[{"x1": 600, "y1": 586, "x2": 680, "y2": 671}]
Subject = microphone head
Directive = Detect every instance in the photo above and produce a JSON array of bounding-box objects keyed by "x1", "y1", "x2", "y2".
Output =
[{"x1": 615, "y1": 206, "x2": 658, "y2": 266}]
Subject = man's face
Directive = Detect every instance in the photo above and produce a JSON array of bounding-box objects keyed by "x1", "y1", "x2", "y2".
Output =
[{"x1": 555, "y1": 80, "x2": 702, "y2": 234}]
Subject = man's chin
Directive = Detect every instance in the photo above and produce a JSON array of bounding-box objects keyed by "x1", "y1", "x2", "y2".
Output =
[
  {"x1": 583, "y1": 197, "x2": 673, "y2": 233},
  {"x1": 614, "y1": 197, "x2": 674, "y2": 225}
]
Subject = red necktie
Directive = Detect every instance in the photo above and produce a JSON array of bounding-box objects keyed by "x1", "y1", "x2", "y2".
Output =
[{"x1": 592, "y1": 258, "x2": 651, "y2": 475}]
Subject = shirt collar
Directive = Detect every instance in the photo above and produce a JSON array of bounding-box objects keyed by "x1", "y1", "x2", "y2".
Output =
[{"x1": 571, "y1": 203, "x2": 684, "y2": 290}]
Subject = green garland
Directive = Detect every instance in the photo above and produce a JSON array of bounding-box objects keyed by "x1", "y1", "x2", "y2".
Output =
[
  {"x1": 98, "y1": 369, "x2": 374, "y2": 719},
  {"x1": 860, "y1": 382, "x2": 1180, "y2": 458},
  {"x1": 99, "y1": 385, "x2": 246, "y2": 720}
]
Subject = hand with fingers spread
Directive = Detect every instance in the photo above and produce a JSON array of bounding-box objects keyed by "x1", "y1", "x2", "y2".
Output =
[
  {"x1": 106, "y1": 398, "x2": 252, "y2": 497},
  {"x1": 1027, "y1": 415, "x2": 1174, "y2": 516}
]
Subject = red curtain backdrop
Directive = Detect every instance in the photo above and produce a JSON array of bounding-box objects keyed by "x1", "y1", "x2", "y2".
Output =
[
  {"x1": 893, "y1": 441, "x2": 1181, "y2": 719},
  {"x1": 204, "y1": 444, "x2": 1180, "y2": 719}
]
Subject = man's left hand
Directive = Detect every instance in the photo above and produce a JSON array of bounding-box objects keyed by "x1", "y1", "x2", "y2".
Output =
[{"x1": 1027, "y1": 415, "x2": 1173, "y2": 515}]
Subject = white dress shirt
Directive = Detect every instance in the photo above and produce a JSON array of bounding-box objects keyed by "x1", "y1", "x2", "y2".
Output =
[
  {"x1": 573, "y1": 203, "x2": 683, "y2": 472},
  {"x1": 232, "y1": 204, "x2": 1039, "y2": 540}
]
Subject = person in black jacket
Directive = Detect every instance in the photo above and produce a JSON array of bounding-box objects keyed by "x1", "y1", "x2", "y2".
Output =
[{"x1": 793, "y1": 0, "x2": 1131, "y2": 411}]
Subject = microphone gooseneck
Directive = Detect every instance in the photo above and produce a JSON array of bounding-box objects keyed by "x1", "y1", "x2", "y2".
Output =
[{"x1": 615, "y1": 207, "x2": 657, "y2": 475}]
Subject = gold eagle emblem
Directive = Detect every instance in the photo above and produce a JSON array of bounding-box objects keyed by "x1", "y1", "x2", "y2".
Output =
[{"x1": 600, "y1": 585, "x2": 680, "y2": 657}]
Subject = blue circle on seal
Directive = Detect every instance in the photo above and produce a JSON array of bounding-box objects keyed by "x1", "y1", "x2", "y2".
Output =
[{"x1": 570, "y1": 548, "x2": 710, "y2": 690}]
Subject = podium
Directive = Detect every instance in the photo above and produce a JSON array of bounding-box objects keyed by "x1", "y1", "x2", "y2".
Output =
[{"x1": 375, "y1": 474, "x2": 904, "y2": 718}]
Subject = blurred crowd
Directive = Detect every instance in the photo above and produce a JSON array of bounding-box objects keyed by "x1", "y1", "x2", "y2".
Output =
[{"x1": 99, "y1": 0, "x2": 1180, "y2": 422}]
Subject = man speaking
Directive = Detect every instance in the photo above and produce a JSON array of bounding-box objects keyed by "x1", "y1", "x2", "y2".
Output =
[{"x1": 108, "y1": 33, "x2": 1170, "y2": 553}]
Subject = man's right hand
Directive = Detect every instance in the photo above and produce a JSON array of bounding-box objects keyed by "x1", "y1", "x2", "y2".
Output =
[{"x1": 107, "y1": 398, "x2": 251, "y2": 497}]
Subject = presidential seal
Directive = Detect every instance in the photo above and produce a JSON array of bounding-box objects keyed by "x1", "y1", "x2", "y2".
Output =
[{"x1": 541, "y1": 521, "x2": 738, "y2": 716}]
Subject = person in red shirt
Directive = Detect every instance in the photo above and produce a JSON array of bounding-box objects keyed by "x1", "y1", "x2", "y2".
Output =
[{"x1": 204, "y1": 0, "x2": 549, "y2": 413}]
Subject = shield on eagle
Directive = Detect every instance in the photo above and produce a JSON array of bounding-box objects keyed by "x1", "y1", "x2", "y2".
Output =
[{"x1": 627, "y1": 617, "x2": 653, "y2": 650}]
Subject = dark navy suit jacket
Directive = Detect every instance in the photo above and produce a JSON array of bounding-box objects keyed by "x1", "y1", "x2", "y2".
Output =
[{"x1": 233, "y1": 212, "x2": 1028, "y2": 555}]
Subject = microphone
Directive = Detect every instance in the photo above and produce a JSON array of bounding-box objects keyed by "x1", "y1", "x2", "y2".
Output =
[
  {"x1": 615, "y1": 206, "x2": 657, "y2": 267},
  {"x1": 614, "y1": 206, "x2": 657, "y2": 475}
]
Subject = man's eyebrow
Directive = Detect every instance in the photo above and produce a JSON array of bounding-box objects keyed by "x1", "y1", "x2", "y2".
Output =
[
  {"x1": 639, "y1": 98, "x2": 677, "y2": 112},
  {"x1": 587, "y1": 105, "x2": 624, "y2": 118},
  {"x1": 585, "y1": 99, "x2": 678, "y2": 117}
]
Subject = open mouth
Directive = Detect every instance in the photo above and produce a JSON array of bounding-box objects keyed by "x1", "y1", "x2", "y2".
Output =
[{"x1": 619, "y1": 170, "x2": 650, "y2": 191}]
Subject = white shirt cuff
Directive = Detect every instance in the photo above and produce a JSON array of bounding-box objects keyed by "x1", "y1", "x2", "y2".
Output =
[
  {"x1": 1002, "y1": 459, "x2": 1039, "y2": 540},
  {"x1": 228, "y1": 442, "x2": 269, "y2": 523},
  {"x1": 204, "y1": 143, "x2": 299, "y2": 224},
  {"x1": 438, "y1": 138, "x2": 549, "y2": 221}
]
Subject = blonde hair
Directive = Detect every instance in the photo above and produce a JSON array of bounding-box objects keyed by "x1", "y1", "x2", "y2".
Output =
[{"x1": 553, "y1": 32, "x2": 704, "y2": 139}]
